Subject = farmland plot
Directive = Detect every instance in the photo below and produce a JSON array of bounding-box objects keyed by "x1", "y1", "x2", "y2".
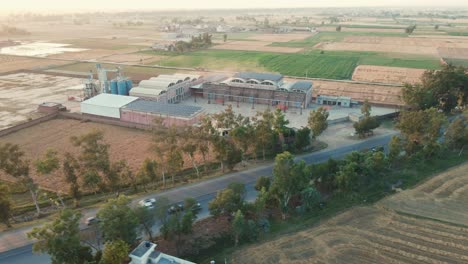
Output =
[
  {"x1": 352, "y1": 65, "x2": 425, "y2": 84},
  {"x1": 232, "y1": 207, "x2": 468, "y2": 263},
  {"x1": 380, "y1": 163, "x2": 468, "y2": 227}
]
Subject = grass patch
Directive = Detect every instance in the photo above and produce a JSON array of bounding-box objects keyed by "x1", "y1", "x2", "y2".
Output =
[{"x1": 446, "y1": 31, "x2": 468, "y2": 36}]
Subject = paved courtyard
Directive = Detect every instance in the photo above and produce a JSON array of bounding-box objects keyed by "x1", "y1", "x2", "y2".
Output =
[{"x1": 180, "y1": 97, "x2": 398, "y2": 128}]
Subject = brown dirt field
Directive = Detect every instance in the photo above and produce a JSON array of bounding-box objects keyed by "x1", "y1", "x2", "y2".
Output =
[
  {"x1": 246, "y1": 33, "x2": 314, "y2": 42},
  {"x1": 46, "y1": 49, "x2": 123, "y2": 60},
  {"x1": 379, "y1": 163, "x2": 468, "y2": 227},
  {"x1": 232, "y1": 207, "x2": 468, "y2": 263},
  {"x1": 99, "y1": 53, "x2": 163, "y2": 64},
  {"x1": 438, "y1": 47, "x2": 468, "y2": 60},
  {"x1": 211, "y1": 40, "x2": 302, "y2": 53},
  {"x1": 0, "y1": 119, "x2": 212, "y2": 192},
  {"x1": 352, "y1": 65, "x2": 425, "y2": 84},
  {"x1": 0, "y1": 55, "x2": 69, "y2": 73},
  {"x1": 320, "y1": 36, "x2": 468, "y2": 57},
  {"x1": 311, "y1": 79, "x2": 403, "y2": 106},
  {"x1": 342, "y1": 27, "x2": 405, "y2": 33}
]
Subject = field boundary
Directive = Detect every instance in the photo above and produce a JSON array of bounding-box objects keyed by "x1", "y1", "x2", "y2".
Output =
[{"x1": 0, "y1": 113, "x2": 58, "y2": 138}]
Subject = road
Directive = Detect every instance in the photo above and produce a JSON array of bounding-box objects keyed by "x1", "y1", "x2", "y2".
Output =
[{"x1": 0, "y1": 133, "x2": 395, "y2": 264}]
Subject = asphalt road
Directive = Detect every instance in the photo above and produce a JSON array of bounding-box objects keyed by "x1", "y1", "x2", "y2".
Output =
[{"x1": 0, "y1": 133, "x2": 395, "y2": 264}]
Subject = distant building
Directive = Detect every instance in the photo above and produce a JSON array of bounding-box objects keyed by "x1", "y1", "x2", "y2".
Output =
[
  {"x1": 199, "y1": 72, "x2": 313, "y2": 109},
  {"x1": 151, "y1": 43, "x2": 175, "y2": 52},
  {"x1": 129, "y1": 241, "x2": 195, "y2": 264}
]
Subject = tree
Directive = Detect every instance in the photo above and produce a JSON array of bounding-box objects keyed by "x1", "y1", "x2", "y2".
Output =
[
  {"x1": 161, "y1": 210, "x2": 194, "y2": 255},
  {"x1": 167, "y1": 147, "x2": 184, "y2": 185},
  {"x1": 0, "y1": 182, "x2": 12, "y2": 227},
  {"x1": 138, "y1": 158, "x2": 158, "y2": 186},
  {"x1": 134, "y1": 206, "x2": 156, "y2": 240},
  {"x1": 232, "y1": 210, "x2": 245, "y2": 247},
  {"x1": 388, "y1": 136, "x2": 403, "y2": 162},
  {"x1": 209, "y1": 183, "x2": 245, "y2": 217},
  {"x1": 336, "y1": 25, "x2": 342, "y2": 31},
  {"x1": 97, "y1": 196, "x2": 138, "y2": 244},
  {"x1": 100, "y1": 239, "x2": 129, "y2": 264},
  {"x1": 0, "y1": 143, "x2": 41, "y2": 215},
  {"x1": 308, "y1": 107, "x2": 329, "y2": 139},
  {"x1": 255, "y1": 176, "x2": 271, "y2": 191},
  {"x1": 445, "y1": 117, "x2": 468, "y2": 149},
  {"x1": 225, "y1": 141, "x2": 242, "y2": 171},
  {"x1": 300, "y1": 186, "x2": 321, "y2": 212},
  {"x1": 223, "y1": 34, "x2": 227, "y2": 42},
  {"x1": 63, "y1": 153, "x2": 81, "y2": 207},
  {"x1": 336, "y1": 162, "x2": 359, "y2": 191},
  {"x1": 396, "y1": 108, "x2": 446, "y2": 154},
  {"x1": 294, "y1": 127, "x2": 311, "y2": 152},
  {"x1": 353, "y1": 116, "x2": 380, "y2": 138},
  {"x1": 35, "y1": 148, "x2": 60, "y2": 174},
  {"x1": 28, "y1": 209, "x2": 93, "y2": 264},
  {"x1": 230, "y1": 123, "x2": 255, "y2": 164},
  {"x1": 361, "y1": 99, "x2": 372, "y2": 117},
  {"x1": 270, "y1": 152, "x2": 307, "y2": 220},
  {"x1": 434, "y1": 24, "x2": 439, "y2": 30},
  {"x1": 405, "y1": 25, "x2": 416, "y2": 34},
  {"x1": 155, "y1": 196, "x2": 171, "y2": 227},
  {"x1": 254, "y1": 109, "x2": 275, "y2": 160},
  {"x1": 273, "y1": 108, "x2": 289, "y2": 136},
  {"x1": 402, "y1": 65, "x2": 468, "y2": 112}
]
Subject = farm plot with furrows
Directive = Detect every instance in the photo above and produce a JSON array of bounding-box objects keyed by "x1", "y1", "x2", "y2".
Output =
[
  {"x1": 259, "y1": 54, "x2": 359, "y2": 80},
  {"x1": 379, "y1": 163, "x2": 468, "y2": 227},
  {"x1": 231, "y1": 207, "x2": 468, "y2": 264}
]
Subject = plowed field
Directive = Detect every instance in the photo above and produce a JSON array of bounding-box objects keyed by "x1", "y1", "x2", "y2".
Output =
[{"x1": 352, "y1": 65, "x2": 425, "y2": 84}]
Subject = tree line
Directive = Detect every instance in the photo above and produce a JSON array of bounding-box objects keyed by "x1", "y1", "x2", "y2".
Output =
[{"x1": 0, "y1": 106, "x2": 330, "y2": 228}]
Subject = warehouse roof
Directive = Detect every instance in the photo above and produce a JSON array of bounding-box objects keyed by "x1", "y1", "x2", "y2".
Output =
[
  {"x1": 290, "y1": 81, "x2": 313, "y2": 92},
  {"x1": 130, "y1": 87, "x2": 166, "y2": 97},
  {"x1": 234, "y1": 72, "x2": 283, "y2": 82},
  {"x1": 123, "y1": 100, "x2": 203, "y2": 117},
  {"x1": 81, "y1": 93, "x2": 138, "y2": 108}
]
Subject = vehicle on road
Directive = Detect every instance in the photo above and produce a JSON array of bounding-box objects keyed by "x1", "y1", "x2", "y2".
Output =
[
  {"x1": 86, "y1": 217, "x2": 99, "y2": 226},
  {"x1": 168, "y1": 203, "x2": 184, "y2": 214},
  {"x1": 139, "y1": 198, "x2": 156, "y2": 209}
]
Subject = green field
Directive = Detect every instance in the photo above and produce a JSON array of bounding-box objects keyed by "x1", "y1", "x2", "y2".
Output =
[
  {"x1": 158, "y1": 49, "x2": 440, "y2": 79},
  {"x1": 269, "y1": 31, "x2": 409, "y2": 48}
]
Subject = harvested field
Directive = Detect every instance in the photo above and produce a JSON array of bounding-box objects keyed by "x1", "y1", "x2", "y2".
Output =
[
  {"x1": 0, "y1": 119, "x2": 211, "y2": 192},
  {"x1": 211, "y1": 40, "x2": 302, "y2": 53},
  {"x1": 380, "y1": 163, "x2": 468, "y2": 227},
  {"x1": 301, "y1": 79, "x2": 403, "y2": 106},
  {"x1": 0, "y1": 73, "x2": 83, "y2": 130},
  {"x1": 351, "y1": 65, "x2": 425, "y2": 84},
  {"x1": 0, "y1": 55, "x2": 69, "y2": 73},
  {"x1": 232, "y1": 207, "x2": 468, "y2": 263},
  {"x1": 438, "y1": 47, "x2": 468, "y2": 60},
  {"x1": 99, "y1": 53, "x2": 162, "y2": 64},
  {"x1": 246, "y1": 33, "x2": 314, "y2": 42},
  {"x1": 319, "y1": 36, "x2": 468, "y2": 57}
]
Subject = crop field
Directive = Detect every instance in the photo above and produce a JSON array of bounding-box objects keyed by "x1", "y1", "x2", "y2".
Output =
[
  {"x1": 438, "y1": 47, "x2": 468, "y2": 60},
  {"x1": 444, "y1": 58, "x2": 468, "y2": 67},
  {"x1": 352, "y1": 65, "x2": 425, "y2": 84},
  {"x1": 380, "y1": 163, "x2": 468, "y2": 227},
  {"x1": 211, "y1": 40, "x2": 302, "y2": 53},
  {"x1": 232, "y1": 206, "x2": 468, "y2": 263},
  {"x1": 319, "y1": 36, "x2": 468, "y2": 57}
]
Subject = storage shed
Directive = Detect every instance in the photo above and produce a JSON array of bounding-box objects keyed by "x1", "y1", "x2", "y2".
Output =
[{"x1": 80, "y1": 93, "x2": 138, "y2": 119}]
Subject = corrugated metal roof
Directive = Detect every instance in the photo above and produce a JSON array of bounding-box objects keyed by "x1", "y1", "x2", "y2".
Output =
[
  {"x1": 129, "y1": 87, "x2": 166, "y2": 97},
  {"x1": 81, "y1": 93, "x2": 138, "y2": 108},
  {"x1": 123, "y1": 100, "x2": 202, "y2": 117},
  {"x1": 234, "y1": 72, "x2": 283, "y2": 82},
  {"x1": 290, "y1": 81, "x2": 313, "y2": 91}
]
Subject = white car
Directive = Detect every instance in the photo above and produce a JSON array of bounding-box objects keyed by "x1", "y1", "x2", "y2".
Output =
[{"x1": 139, "y1": 198, "x2": 156, "y2": 209}]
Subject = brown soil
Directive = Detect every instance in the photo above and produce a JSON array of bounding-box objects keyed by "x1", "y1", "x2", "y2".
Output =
[
  {"x1": 0, "y1": 119, "x2": 212, "y2": 192},
  {"x1": 352, "y1": 65, "x2": 425, "y2": 84},
  {"x1": 0, "y1": 55, "x2": 69, "y2": 73}
]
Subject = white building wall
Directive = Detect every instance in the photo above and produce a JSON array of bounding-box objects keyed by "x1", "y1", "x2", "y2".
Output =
[{"x1": 81, "y1": 104, "x2": 121, "y2": 119}]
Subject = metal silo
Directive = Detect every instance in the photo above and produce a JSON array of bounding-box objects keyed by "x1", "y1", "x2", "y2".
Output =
[
  {"x1": 110, "y1": 80, "x2": 118, "y2": 94},
  {"x1": 117, "y1": 80, "x2": 127, "y2": 95},
  {"x1": 126, "y1": 79, "x2": 133, "y2": 94}
]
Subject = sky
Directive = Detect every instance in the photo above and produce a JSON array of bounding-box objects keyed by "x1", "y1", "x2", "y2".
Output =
[{"x1": 2, "y1": 0, "x2": 468, "y2": 12}]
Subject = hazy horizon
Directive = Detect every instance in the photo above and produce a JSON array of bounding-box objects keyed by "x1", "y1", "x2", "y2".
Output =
[{"x1": 3, "y1": 0, "x2": 468, "y2": 13}]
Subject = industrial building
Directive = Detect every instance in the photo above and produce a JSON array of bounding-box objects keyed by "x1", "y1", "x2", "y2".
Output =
[
  {"x1": 316, "y1": 95, "x2": 352, "y2": 107},
  {"x1": 81, "y1": 94, "x2": 139, "y2": 119},
  {"x1": 80, "y1": 94, "x2": 203, "y2": 127},
  {"x1": 121, "y1": 100, "x2": 203, "y2": 127},
  {"x1": 198, "y1": 72, "x2": 313, "y2": 109},
  {"x1": 129, "y1": 241, "x2": 194, "y2": 264},
  {"x1": 130, "y1": 74, "x2": 202, "y2": 103}
]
